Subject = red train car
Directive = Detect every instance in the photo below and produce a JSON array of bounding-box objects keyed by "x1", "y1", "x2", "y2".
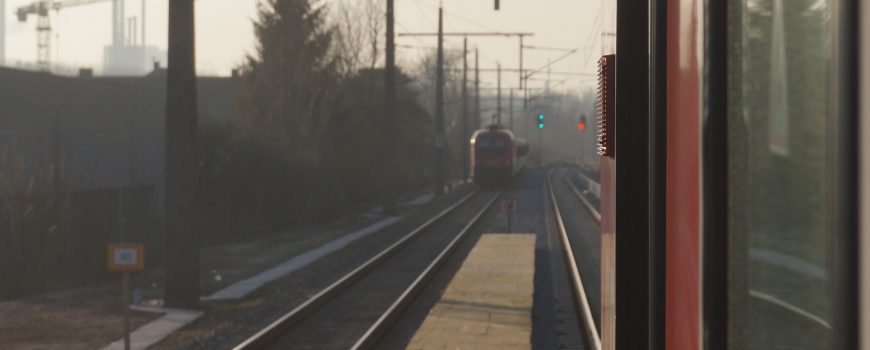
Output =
[
  {"x1": 470, "y1": 125, "x2": 528, "y2": 188},
  {"x1": 592, "y1": 0, "x2": 864, "y2": 349}
]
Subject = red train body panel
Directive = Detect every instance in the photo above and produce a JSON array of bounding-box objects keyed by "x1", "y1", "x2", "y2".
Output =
[
  {"x1": 470, "y1": 126, "x2": 528, "y2": 188},
  {"x1": 664, "y1": 0, "x2": 702, "y2": 347}
]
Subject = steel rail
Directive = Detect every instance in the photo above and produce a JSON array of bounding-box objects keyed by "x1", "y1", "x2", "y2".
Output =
[
  {"x1": 548, "y1": 170, "x2": 602, "y2": 350},
  {"x1": 563, "y1": 169, "x2": 602, "y2": 223},
  {"x1": 232, "y1": 190, "x2": 481, "y2": 350},
  {"x1": 351, "y1": 191, "x2": 502, "y2": 349}
]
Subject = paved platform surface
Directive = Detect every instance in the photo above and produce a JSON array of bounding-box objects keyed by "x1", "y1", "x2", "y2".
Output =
[
  {"x1": 101, "y1": 306, "x2": 202, "y2": 350},
  {"x1": 407, "y1": 233, "x2": 536, "y2": 349}
]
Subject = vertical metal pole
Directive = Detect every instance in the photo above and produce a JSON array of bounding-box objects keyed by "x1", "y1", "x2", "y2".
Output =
[
  {"x1": 475, "y1": 49, "x2": 481, "y2": 131},
  {"x1": 521, "y1": 37, "x2": 528, "y2": 114},
  {"x1": 461, "y1": 37, "x2": 469, "y2": 183},
  {"x1": 497, "y1": 63, "x2": 502, "y2": 126},
  {"x1": 164, "y1": 0, "x2": 199, "y2": 309},
  {"x1": 519, "y1": 36, "x2": 524, "y2": 91},
  {"x1": 123, "y1": 271, "x2": 131, "y2": 350},
  {"x1": 538, "y1": 127, "x2": 543, "y2": 166},
  {"x1": 434, "y1": 5, "x2": 445, "y2": 196},
  {"x1": 509, "y1": 89, "x2": 514, "y2": 131},
  {"x1": 0, "y1": 0, "x2": 5, "y2": 66},
  {"x1": 523, "y1": 88, "x2": 529, "y2": 136},
  {"x1": 523, "y1": 81, "x2": 528, "y2": 113},
  {"x1": 383, "y1": 0, "x2": 398, "y2": 215}
]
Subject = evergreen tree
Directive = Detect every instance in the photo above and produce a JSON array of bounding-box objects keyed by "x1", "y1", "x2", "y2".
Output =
[{"x1": 239, "y1": 0, "x2": 338, "y2": 162}]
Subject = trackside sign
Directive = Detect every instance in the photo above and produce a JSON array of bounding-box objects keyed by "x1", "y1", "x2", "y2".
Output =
[{"x1": 107, "y1": 243, "x2": 145, "y2": 271}]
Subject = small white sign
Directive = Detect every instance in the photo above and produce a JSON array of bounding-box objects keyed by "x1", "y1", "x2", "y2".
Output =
[{"x1": 114, "y1": 248, "x2": 138, "y2": 265}]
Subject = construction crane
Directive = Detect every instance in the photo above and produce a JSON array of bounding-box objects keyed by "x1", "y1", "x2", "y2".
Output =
[{"x1": 16, "y1": 0, "x2": 116, "y2": 71}]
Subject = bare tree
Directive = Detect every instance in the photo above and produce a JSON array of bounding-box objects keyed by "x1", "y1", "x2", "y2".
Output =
[{"x1": 332, "y1": 0, "x2": 384, "y2": 75}]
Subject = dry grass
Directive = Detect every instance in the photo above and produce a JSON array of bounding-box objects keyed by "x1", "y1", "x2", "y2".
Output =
[{"x1": 0, "y1": 288, "x2": 160, "y2": 350}]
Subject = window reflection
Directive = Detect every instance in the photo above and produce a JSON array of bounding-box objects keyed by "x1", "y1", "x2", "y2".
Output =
[{"x1": 728, "y1": 0, "x2": 832, "y2": 348}]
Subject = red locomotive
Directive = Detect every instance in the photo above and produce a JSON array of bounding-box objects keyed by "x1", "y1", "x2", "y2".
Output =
[{"x1": 470, "y1": 125, "x2": 528, "y2": 188}]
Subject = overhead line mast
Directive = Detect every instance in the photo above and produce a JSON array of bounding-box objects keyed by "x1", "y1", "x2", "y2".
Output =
[
  {"x1": 475, "y1": 48, "x2": 481, "y2": 131},
  {"x1": 462, "y1": 37, "x2": 469, "y2": 183},
  {"x1": 434, "y1": 4, "x2": 445, "y2": 196},
  {"x1": 383, "y1": 0, "x2": 398, "y2": 215},
  {"x1": 164, "y1": 0, "x2": 198, "y2": 309}
]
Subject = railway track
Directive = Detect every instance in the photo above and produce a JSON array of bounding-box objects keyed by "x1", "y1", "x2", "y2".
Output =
[
  {"x1": 563, "y1": 167, "x2": 602, "y2": 223},
  {"x1": 548, "y1": 168, "x2": 602, "y2": 350},
  {"x1": 232, "y1": 189, "x2": 501, "y2": 350}
]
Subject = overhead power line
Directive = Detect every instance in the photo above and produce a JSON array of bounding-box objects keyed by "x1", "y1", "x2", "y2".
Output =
[
  {"x1": 524, "y1": 48, "x2": 580, "y2": 80},
  {"x1": 399, "y1": 32, "x2": 534, "y2": 38},
  {"x1": 523, "y1": 45, "x2": 577, "y2": 52}
]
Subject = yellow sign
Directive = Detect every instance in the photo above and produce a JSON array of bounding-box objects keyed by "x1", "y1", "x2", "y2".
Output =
[{"x1": 107, "y1": 243, "x2": 145, "y2": 271}]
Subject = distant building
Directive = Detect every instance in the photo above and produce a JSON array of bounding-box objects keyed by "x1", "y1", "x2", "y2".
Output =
[
  {"x1": 104, "y1": 45, "x2": 164, "y2": 76},
  {"x1": 0, "y1": 64, "x2": 240, "y2": 207}
]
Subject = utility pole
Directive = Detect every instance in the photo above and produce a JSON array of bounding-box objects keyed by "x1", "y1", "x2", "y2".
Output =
[
  {"x1": 519, "y1": 35, "x2": 524, "y2": 91},
  {"x1": 538, "y1": 124, "x2": 543, "y2": 166},
  {"x1": 461, "y1": 37, "x2": 469, "y2": 183},
  {"x1": 524, "y1": 88, "x2": 528, "y2": 136},
  {"x1": 475, "y1": 48, "x2": 481, "y2": 131},
  {"x1": 383, "y1": 0, "x2": 398, "y2": 215},
  {"x1": 434, "y1": 4, "x2": 445, "y2": 196},
  {"x1": 496, "y1": 63, "x2": 502, "y2": 126},
  {"x1": 509, "y1": 89, "x2": 514, "y2": 131},
  {"x1": 523, "y1": 80, "x2": 528, "y2": 111},
  {"x1": 165, "y1": 0, "x2": 199, "y2": 309}
]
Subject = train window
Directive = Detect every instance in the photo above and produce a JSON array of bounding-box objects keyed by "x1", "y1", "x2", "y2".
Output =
[
  {"x1": 477, "y1": 138, "x2": 508, "y2": 153},
  {"x1": 727, "y1": 0, "x2": 832, "y2": 349}
]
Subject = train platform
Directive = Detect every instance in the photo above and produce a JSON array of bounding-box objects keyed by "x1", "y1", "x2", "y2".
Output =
[{"x1": 406, "y1": 233, "x2": 536, "y2": 350}]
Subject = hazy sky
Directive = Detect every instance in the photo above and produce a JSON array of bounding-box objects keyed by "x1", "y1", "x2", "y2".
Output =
[{"x1": 2, "y1": 0, "x2": 601, "y2": 92}]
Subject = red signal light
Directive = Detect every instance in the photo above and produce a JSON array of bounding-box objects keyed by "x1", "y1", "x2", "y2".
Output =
[{"x1": 578, "y1": 122, "x2": 586, "y2": 131}]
